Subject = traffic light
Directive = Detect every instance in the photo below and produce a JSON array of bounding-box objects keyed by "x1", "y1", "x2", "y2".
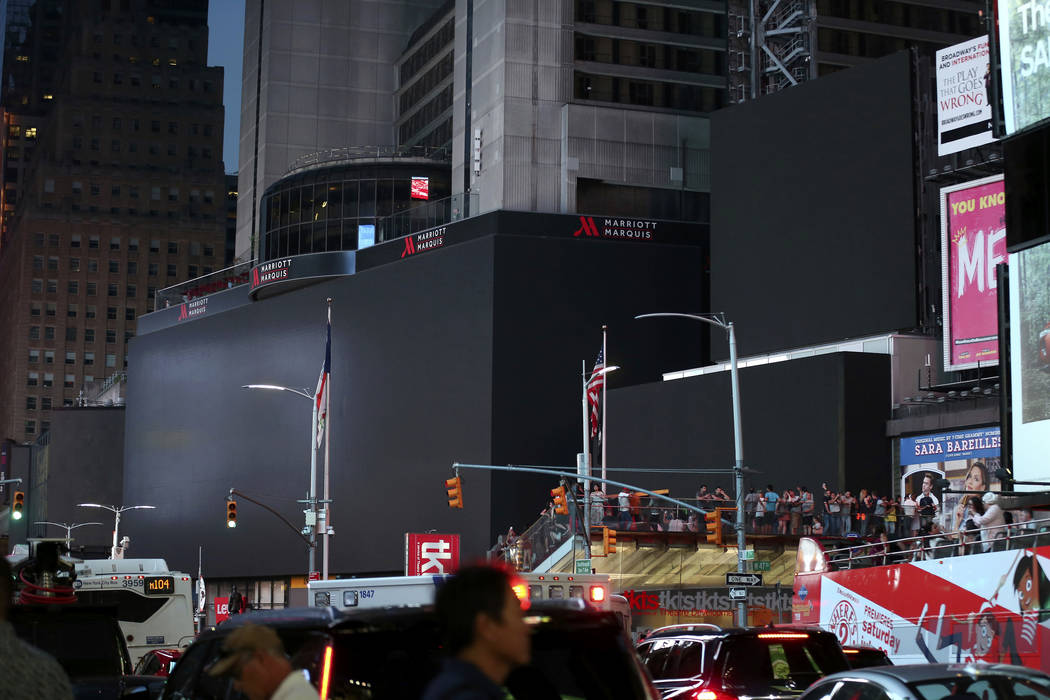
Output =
[
  {"x1": 226, "y1": 499, "x2": 237, "y2": 528},
  {"x1": 446, "y1": 476, "x2": 463, "y2": 509},
  {"x1": 705, "y1": 509, "x2": 722, "y2": 545},
  {"x1": 551, "y1": 485, "x2": 569, "y2": 515},
  {"x1": 11, "y1": 491, "x2": 24, "y2": 520},
  {"x1": 603, "y1": 526, "x2": 616, "y2": 555}
]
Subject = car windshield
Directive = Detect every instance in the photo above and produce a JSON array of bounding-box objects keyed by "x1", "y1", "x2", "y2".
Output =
[
  {"x1": 909, "y1": 675, "x2": 1050, "y2": 700},
  {"x1": 720, "y1": 634, "x2": 848, "y2": 695}
]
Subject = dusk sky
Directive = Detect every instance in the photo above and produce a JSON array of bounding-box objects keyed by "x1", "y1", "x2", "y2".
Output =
[{"x1": 208, "y1": 0, "x2": 246, "y2": 175}]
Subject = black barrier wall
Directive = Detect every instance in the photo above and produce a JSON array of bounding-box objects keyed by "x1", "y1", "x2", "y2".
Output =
[
  {"x1": 712, "y1": 51, "x2": 918, "y2": 356},
  {"x1": 606, "y1": 352, "x2": 892, "y2": 499},
  {"x1": 124, "y1": 230, "x2": 705, "y2": 577}
]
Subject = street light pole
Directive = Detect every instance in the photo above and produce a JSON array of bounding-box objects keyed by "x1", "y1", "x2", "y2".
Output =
[
  {"x1": 34, "y1": 521, "x2": 103, "y2": 550},
  {"x1": 76, "y1": 504, "x2": 156, "y2": 559},
  {"x1": 242, "y1": 384, "x2": 318, "y2": 578},
  {"x1": 636, "y1": 312, "x2": 747, "y2": 627}
]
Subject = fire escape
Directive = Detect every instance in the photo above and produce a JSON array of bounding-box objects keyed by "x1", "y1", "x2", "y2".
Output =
[{"x1": 728, "y1": 0, "x2": 816, "y2": 103}]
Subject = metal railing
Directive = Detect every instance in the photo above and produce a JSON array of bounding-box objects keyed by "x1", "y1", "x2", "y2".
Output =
[
  {"x1": 286, "y1": 145, "x2": 451, "y2": 175},
  {"x1": 818, "y1": 516, "x2": 1050, "y2": 570},
  {"x1": 155, "y1": 260, "x2": 255, "y2": 311}
]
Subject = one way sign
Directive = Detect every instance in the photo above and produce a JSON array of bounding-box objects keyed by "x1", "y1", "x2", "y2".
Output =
[{"x1": 725, "y1": 572, "x2": 762, "y2": 586}]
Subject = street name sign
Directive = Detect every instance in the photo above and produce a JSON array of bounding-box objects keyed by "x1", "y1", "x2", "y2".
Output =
[
  {"x1": 725, "y1": 572, "x2": 762, "y2": 586},
  {"x1": 575, "y1": 559, "x2": 592, "y2": 574},
  {"x1": 752, "y1": 560, "x2": 771, "y2": 572}
]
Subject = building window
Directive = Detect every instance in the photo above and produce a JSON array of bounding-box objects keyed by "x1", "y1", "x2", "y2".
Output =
[
  {"x1": 66, "y1": 327, "x2": 76, "y2": 341},
  {"x1": 87, "y1": 282, "x2": 97, "y2": 296},
  {"x1": 29, "y1": 349, "x2": 40, "y2": 364},
  {"x1": 48, "y1": 256, "x2": 59, "y2": 271},
  {"x1": 125, "y1": 307, "x2": 135, "y2": 321},
  {"x1": 90, "y1": 183, "x2": 100, "y2": 195},
  {"x1": 127, "y1": 261, "x2": 137, "y2": 274},
  {"x1": 188, "y1": 265, "x2": 198, "y2": 278},
  {"x1": 67, "y1": 304, "x2": 77, "y2": 318},
  {"x1": 167, "y1": 241, "x2": 178, "y2": 254},
  {"x1": 69, "y1": 257, "x2": 80, "y2": 272},
  {"x1": 71, "y1": 234, "x2": 81, "y2": 248},
  {"x1": 46, "y1": 280, "x2": 57, "y2": 293},
  {"x1": 85, "y1": 328, "x2": 95, "y2": 342},
  {"x1": 166, "y1": 264, "x2": 176, "y2": 277},
  {"x1": 32, "y1": 279, "x2": 43, "y2": 294},
  {"x1": 107, "y1": 283, "x2": 118, "y2": 297},
  {"x1": 30, "y1": 303, "x2": 41, "y2": 318},
  {"x1": 44, "y1": 327, "x2": 55, "y2": 340},
  {"x1": 43, "y1": 373, "x2": 54, "y2": 387},
  {"x1": 150, "y1": 239, "x2": 160, "y2": 253},
  {"x1": 125, "y1": 284, "x2": 136, "y2": 298},
  {"x1": 168, "y1": 187, "x2": 178, "y2": 201},
  {"x1": 46, "y1": 303, "x2": 56, "y2": 317},
  {"x1": 26, "y1": 396, "x2": 37, "y2": 410},
  {"x1": 107, "y1": 307, "x2": 117, "y2": 321},
  {"x1": 44, "y1": 351, "x2": 54, "y2": 364},
  {"x1": 25, "y1": 421, "x2": 35, "y2": 435},
  {"x1": 106, "y1": 354, "x2": 117, "y2": 368},
  {"x1": 89, "y1": 235, "x2": 99, "y2": 249},
  {"x1": 64, "y1": 374, "x2": 74, "y2": 388},
  {"x1": 203, "y1": 244, "x2": 214, "y2": 257},
  {"x1": 33, "y1": 255, "x2": 44, "y2": 271},
  {"x1": 86, "y1": 305, "x2": 96, "y2": 319},
  {"x1": 109, "y1": 260, "x2": 119, "y2": 273},
  {"x1": 68, "y1": 281, "x2": 79, "y2": 294},
  {"x1": 41, "y1": 398, "x2": 51, "y2": 410},
  {"x1": 29, "y1": 326, "x2": 40, "y2": 340},
  {"x1": 65, "y1": 351, "x2": 76, "y2": 364},
  {"x1": 106, "y1": 329, "x2": 116, "y2": 344},
  {"x1": 27, "y1": 372, "x2": 38, "y2": 386}
]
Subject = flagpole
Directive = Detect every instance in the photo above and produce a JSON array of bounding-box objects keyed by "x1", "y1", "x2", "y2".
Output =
[
  {"x1": 601, "y1": 325, "x2": 608, "y2": 484},
  {"x1": 322, "y1": 298, "x2": 332, "y2": 581}
]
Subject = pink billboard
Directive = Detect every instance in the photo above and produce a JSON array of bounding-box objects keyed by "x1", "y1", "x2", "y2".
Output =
[{"x1": 941, "y1": 175, "x2": 1006, "y2": 371}]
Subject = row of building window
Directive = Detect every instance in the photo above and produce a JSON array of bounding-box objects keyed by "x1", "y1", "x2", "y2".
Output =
[
  {"x1": 24, "y1": 421, "x2": 50, "y2": 435},
  {"x1": 399, "y1": 53, "x2": 453, "y2": 116},
  {"x1": 27, "y1": 364, "x2": 120, "y2": 387},
  {"x1": 28, "y1": 326, "x2": 135, "y2": 343},
  {"x1": 31, "y1": 233, "x2": 215, "y2": 255},
  {"x1": 575, "y1": 1, "x2": 726, "y2": 38},
  {"x1": 25, "y1": 345, "x2": 129, "y2": 362},
  {"x1": 64, "y1": 182, "x2": 215, "y2": 203},
  {"x1": 814, "y1": 0, "x2": 981, "y2": 36},
  {"x1": 400, "y1": 17, "x2": 454, "y2": 85},
  {"x1": 69, "y1": 137, "x2": 214, "y2": 159},
  {"x1": 25, "y1": 397, "x2": 54, "y2": 410},
  {"x1": 90, "y1": 68, "x2": 213, "y2": 93},
  {"x1": 32, "y1": 257, "x2": 211, "y2": 277},
  {"x1": 574, "y1": 72, "x2": 726, "y2": 112},
  {"x1": 30, "y1": 304, "x2": 137, "y2": 320},
  {"x1": 574, "y1": 35, "x2": 724, "y2": 75},
  {"x1": 30, "y1": 280, "x2": 156, "y2": 298},
  {"x1": 73, "y1": 115, "x2": 214, "y2": 136}
]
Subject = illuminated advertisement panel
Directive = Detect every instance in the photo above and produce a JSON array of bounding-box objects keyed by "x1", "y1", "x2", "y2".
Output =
[
  {"x1": 1008, "y1": 239, "x2": 1050, "y2": 489},
  {"x1": 998, "y1": 0, "x2": 1050, "y2": 135},
  {"x1": 941, "y1": 175, "x2": 1007, "y2": 370},
  {"x1": 935, "y1": 35, "x2": 996, "y2": 155}
]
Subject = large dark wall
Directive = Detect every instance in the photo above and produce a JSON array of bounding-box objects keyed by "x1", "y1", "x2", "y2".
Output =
[
  {"x1": 607, "y1": 352, "x2": 892, "y2": 499},
  {"x1": 711, "y1": 51, "x2": 918, "y2": 356},
  {"x1": 33, "y1": 408, "x2": 125, "y2": 548},
  {"x1": 124, "y1": 230, "x2": 705, "y2": 578},
  {"x1": 488, "y1": 236, "x2": 704, "y2": 537}
]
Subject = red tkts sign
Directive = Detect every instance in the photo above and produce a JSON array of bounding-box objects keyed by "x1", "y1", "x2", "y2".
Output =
[
  {"x1": 410, "y1": 177, "x2": 429, "y2": 200},
  {"x1": 405, "y1": 533, "x2": 460, "y2": 576}
]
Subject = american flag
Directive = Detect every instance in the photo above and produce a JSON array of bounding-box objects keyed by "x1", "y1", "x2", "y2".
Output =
[
  {"x1": 314, "y1": 315, "x2": 331, "y2": 448},
  {"x1": 587, "y1": 348, "x2": 604, "y2": 438}
]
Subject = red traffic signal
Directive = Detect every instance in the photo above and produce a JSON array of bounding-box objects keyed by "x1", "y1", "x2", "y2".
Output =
[
  {"x1": 446, "y1": 476, "x2": 463, "y2": 509},
  {"x1": 12, "y1": 491, "x2": 24, "y2": 520},
  {"x1": 226, "y1": 500, "x2": 237, "y2": 528}
]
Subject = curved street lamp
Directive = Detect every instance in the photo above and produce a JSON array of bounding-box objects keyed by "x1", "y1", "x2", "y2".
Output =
[
  {"x1": 636, "y1": 311, "x2": 746, "y2": 627},
  {"x1": 76, "y1": 504, "x2": 155, "y2": 559},
  {"x1": 34, "y1": 521, "x2": 104, "y2": 550}
]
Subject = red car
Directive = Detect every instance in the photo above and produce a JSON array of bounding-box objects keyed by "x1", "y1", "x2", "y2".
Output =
[{"x1": 133, "y1": 649, "x2": 182, "y2": 677}]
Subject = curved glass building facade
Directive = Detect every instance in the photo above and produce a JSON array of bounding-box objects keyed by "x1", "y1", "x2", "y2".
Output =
[{"x1": 260, "y1": 148, "x2": 451, "y2": 262}]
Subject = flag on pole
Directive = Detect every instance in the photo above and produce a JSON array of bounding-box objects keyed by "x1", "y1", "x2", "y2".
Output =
[
  {"x1": 314, "y1": 316, "x2": 331, "y2": 448},
  {"x1": 586, "y1": 347, "x2": 604, "y2": 438},
  {"x1": 197, "y1": 547, "x2": 206, "y2": 615}
]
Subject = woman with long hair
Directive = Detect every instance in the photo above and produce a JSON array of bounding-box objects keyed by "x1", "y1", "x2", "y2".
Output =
[{"x1": 953, "y1": 462, "x2": 989, "y2": 533}]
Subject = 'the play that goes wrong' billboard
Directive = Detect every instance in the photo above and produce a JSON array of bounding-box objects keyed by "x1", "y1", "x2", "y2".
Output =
[{"x1": 941, "y1": 175, "x2": 1007, "y2": 371}]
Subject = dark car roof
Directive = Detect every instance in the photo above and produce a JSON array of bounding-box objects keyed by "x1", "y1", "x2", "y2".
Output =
[
  {"x1": 643, "y1": 625, "x2": 836, "y2": 641},
  {"x1": 826, "y1": 663, "x2": 1050, "y2": 684}
]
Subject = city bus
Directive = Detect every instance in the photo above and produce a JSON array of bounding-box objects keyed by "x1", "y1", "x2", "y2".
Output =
[
  {"x1": 71, "y1": 558, "x2": 196, "y2": 665},
  {"x1": 792, "y1": 526, "x2": 1050, "y2": 669}
]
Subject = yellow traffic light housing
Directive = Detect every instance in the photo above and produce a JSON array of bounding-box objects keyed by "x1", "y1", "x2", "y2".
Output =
[
  {"x1": 603, "y1": 526, "x2": 616, "y2": 555},
  {"x1": 446, "y1": 476, "x2": 463, "y2": 509},
  {"x1": 226, "y1": 499, "x2": 237, "y2": 528},
  {"x1": 704, "y1": 509, "x2": 722, "y2": 545},
  {"x1": 551, "y1": 485, "x2": 569, "y2": 515},
  {"x1": 12, "y1": 491, "x2": 24, "y2": 520}
]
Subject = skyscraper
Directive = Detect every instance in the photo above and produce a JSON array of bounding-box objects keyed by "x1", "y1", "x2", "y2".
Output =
[{"x1": 0, "y1": 0, "x2": 227, "y2": 441}]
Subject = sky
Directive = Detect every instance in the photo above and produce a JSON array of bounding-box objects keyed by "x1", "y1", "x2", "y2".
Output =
[{"x1": 207, "y1": 0, "x2": 246, "y2": 175}]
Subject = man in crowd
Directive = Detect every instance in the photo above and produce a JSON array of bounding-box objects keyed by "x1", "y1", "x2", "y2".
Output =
[
  {"x1": 424, "y1": 565, "x2": 531, "y2": 699},
  {"x1": 207, "y1": 624, "x2": 317, "y2": 700},
  {"x1": 918, "y1": 474, "x2": 940, "y2": 530}
]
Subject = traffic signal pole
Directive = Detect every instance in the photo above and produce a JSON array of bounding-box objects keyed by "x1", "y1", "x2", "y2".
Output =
[{"x1": 228, "y1": 488, "x2": 312, "y2": 548}]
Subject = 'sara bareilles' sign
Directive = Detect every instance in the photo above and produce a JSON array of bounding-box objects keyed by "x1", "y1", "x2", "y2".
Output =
[
  {"x1": 940, "y1": 174, "x2": 1007, "y2": 371},
  {"x1": 405, "y1": 533, "x2": 460, "y2": 576},
  {"x1": 935, "y1": 35, "x2": 996, "y2": 155}
]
